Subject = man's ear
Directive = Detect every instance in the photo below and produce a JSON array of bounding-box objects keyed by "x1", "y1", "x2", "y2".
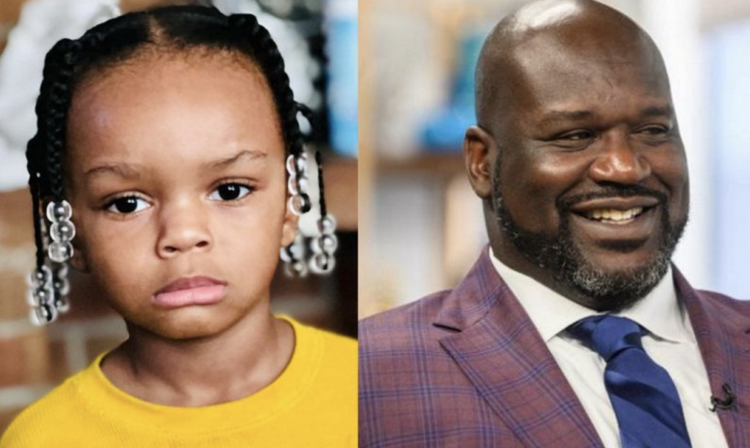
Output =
[
  {"x1": 280, "y1": 205, "x2": 299, "y2": 248},
  {"x1": 464, "y1": 126, "x2": 496, "y2": 200}
]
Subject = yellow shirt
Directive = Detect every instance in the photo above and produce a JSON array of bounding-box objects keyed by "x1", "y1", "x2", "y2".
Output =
[{"x1": 0, "y1": 318, "x2": 357, "y2": 447}]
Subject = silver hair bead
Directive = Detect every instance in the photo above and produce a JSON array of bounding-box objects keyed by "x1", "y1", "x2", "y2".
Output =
[
  {"x1": 287, "y1": 175, "x2": 311, "y2": 196},
  {"x1": 26, "y1": 286, "x2": 49, "y2": 307},
  {"x1": 317, "y1": 215, "x2": 337, "y2": 234},
  {"x1": 311, "y1": 233, "x2": 338, "y2": 253},
  {"x1": 287, "y1": 194, "x2": 310, "y2": 217},
  {"x1": 286, "y1": 153, "x2": 308, "y2": 176},
  {"x1": 309, "y1": 252, "x2": 335, "y2": 274},
  {"x1": 48, "y1": 241, "x2": 74, "y2": 263},
  {"x1": 46, "y1": 200, "x2": 72, "y2": 223},
  {"x1": 285, "y1": 154, "x2": 311, "y2": 216},
  {"x1": 26, "y1": 265, "x2": 52, "y2": 288},
  {"x1": 30, "y1": 303, "x2": 57, "y2": 326},
  {"x1": 29, "y1": 307, "x2": 46, "y2": 327},
  {"x1": 279, "y1": 246, "x2": 292, "y2": 263},
  {"x1": 287, "y1": 174, "x2": 298, "y2": 195},
  {"x1": 295, "y1": 153, "x2": 308, "y2": 173},
  {"x1": 50, "y1": 221, "x2": 76, "y2": 243},
  {"x1": 54, "y1": 277, "x2": 71, "y2": 296},
  {"x1": 54, "y1": 296, "x2": 70, "y2": 313},
  {"x1": 284, "y1": 259, "x2": 308, "y2": 277},
  {"x1": 56, "y1": 264, "x2": 68, "y2": 278}
]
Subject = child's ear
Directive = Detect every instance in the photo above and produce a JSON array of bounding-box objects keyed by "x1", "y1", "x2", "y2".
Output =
[
  {"x1": 69, "y1": 239, "x2": 89, "y2": 273},
  {"x1": 280, "y1": 207, "x2": 299, "y2": 247}
]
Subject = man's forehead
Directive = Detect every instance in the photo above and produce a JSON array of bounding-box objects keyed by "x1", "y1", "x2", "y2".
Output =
[
  {"x1": 510, "y1": 37, "x2": 669, "y2": 92},
  {"x1": 531, "y1": 102, "x2": 675, "y2": 129},
  {"x1": 477, "y1": 10, "x2": 672, "y2": 129}
]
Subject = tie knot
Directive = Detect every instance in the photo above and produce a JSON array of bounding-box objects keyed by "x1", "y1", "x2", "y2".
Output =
[{"x1": 568, "y1": 315, "x2": 644, "y2": 361}]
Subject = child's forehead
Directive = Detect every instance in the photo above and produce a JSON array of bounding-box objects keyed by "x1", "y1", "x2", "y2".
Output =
[
  {"x1": 75, "y1": 49, "x2": 268, "y2": 99},
  {"x1": 65, "y1": 51, "x2": 284, "y2": 178}
]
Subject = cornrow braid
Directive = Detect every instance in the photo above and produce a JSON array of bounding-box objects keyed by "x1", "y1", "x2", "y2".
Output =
[
  {"x1": 29, "y1": 32, "x2": 107, "y2": 262},
  {"x1": 26, "y1": 137, "x2": 45, "y2": 270},
  {"x1": 26, "y1": 33, "x2": 111, "y2": 324},
  {"x1": 37, "y1": 38, "x2": 75, "y2": 203},
  {"x1": 226, "y1": 13, "x2": 338, "y2": 277},
  {"x1": 227, "y1": 14, "x2": 311, "y2": 213}
]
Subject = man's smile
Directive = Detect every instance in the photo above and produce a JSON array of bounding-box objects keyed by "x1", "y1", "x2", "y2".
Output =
[
  {"x1": 567, "y1": 195, "x2": 662, "y2": 244},
  {"x1": 569, "y1": 206, "x2": 659, "y2": 245},
  {"x1": 583, "y1": 207, "x2": 645, "y2": 224}
]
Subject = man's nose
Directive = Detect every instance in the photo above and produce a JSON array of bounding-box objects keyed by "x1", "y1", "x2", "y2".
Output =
[
  {"x1": 156, "y1": 202, "x2": 213, "y2": 258},
  {"x1": 588, "y1": 133, "x2": 651, "y2": 184}
]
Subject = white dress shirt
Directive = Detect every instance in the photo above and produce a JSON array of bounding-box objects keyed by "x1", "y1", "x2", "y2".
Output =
[{"x1": 489, "y1": 249, "x2": 728, "y2": 448}]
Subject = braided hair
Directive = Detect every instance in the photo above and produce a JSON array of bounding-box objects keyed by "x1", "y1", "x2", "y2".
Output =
[{"x1": 26, "y1": 6, "x2": 331, "y2": 322}]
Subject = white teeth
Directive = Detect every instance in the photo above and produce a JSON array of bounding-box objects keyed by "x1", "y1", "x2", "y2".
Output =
[{"x1": 585, "y1": 207, "x2": 643, "y2": 223}]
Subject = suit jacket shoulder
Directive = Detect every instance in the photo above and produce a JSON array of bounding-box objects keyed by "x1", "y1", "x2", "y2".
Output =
[
  {"x1": 693, "y1": 287, "x2": 750, "y2": 318},
  {"x1": 676, "y1": 271, "x2": 750, "y2": 447},
  {"x1": 359, "y1": 289, "x2": 452, "y2": 354},
  {"x1": 359, "y1": 251, "x2": 602, "y2": 448}
]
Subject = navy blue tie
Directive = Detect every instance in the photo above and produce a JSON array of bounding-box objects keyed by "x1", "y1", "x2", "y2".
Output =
[{"x1": 568, "y1": 315, "x2": 692, "y2": 448}]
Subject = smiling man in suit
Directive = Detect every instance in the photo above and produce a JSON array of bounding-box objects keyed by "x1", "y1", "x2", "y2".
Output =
[{"x1": 358, "y1": 1, "x2": 750, "y2": 447}]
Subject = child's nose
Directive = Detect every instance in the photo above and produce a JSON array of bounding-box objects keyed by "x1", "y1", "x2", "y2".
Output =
[{"x1": 156, "y1": 205, "x2": 213, "y2": 257}]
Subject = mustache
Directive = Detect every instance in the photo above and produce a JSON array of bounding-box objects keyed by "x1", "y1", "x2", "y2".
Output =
[{"x1": 557, "y1": 185, "x2": 668, "y2": 211}]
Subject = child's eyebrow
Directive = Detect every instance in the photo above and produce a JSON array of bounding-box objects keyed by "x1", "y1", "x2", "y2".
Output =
[
  {"x1": 205, "y1": 150, "x2": 268, "y2": 170},
  {"x1": 83, "y1": 150, "x2": 268, "y2": 180},
  {"x1": 84, "y1": 163, "x2": 143, "y2": 180}
]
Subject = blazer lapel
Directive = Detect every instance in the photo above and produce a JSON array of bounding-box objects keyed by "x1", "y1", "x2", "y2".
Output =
[
  {"x1": 435, "y1": 251, "x2": 603, "y2": 448},
  {"x1": 677, "y1": 269, "x2": 750, "y2": 447}
]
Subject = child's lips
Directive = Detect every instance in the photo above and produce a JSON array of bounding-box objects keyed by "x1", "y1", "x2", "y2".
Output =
[{"x1": 153, "y1": 276, "x2": 227, "y2": 309}]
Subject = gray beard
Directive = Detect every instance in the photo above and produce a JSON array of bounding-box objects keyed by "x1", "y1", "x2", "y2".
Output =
[{"x1": 491, "y1": 161, "x2": 687, "y2": 312}]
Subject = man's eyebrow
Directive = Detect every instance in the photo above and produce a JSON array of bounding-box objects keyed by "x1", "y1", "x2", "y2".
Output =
[
  {"x1": 539, "y1": 110, "x2": 594, "y2": 125},
  {"x1": 84, "y1": 163, "x2": 143, "y2": 179},
  {"x1": 538, "y1": 105, "x2": 674, "y2": 126},
  {"x1": 640, "y1": 105, "x2": 674, "y2": 118},
  {"x1": 204, "y1": 150, "x2": 268, "y2": 169}
]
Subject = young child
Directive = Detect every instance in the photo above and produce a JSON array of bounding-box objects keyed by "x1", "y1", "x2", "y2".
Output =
[{"x1": 0, "y1": 6, "x2": 355, "y2": 447}]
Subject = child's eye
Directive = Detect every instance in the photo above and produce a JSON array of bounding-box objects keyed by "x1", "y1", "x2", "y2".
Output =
[
  {"x1": 105, "y1": 196, "x2": 150, "y2": 214},
  {"x1": 209, "y1": 183, "x2": 253, "y2": 201}
]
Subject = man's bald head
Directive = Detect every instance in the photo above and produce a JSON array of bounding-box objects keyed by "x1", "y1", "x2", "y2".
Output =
[{"x1": 475, "y1": 0, "x2": 670, "y2": 135}]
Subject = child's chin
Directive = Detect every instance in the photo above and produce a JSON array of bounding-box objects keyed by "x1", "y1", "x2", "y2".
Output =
[{"x1": 134, "y1": 312, "x2": 233, "y2": 340}]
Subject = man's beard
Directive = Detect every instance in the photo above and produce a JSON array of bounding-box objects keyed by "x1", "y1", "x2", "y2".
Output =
[{"x1": 491, "y1": 160, "x2": 687, "y2": 312}]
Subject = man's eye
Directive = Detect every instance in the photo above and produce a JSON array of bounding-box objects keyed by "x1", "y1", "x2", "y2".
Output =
[
  {"x1": 560, "y1": 130, "x2": 594, "y2": 141},
  {"x1": 209, "y1": 183, "x2": 253, "y2": 201},
  {"x1": 106, "y1": 196, "x2": 150, "y2": 214},
  {"x1": 639, "y1": 126, "x2": 668, "y2": 135}
]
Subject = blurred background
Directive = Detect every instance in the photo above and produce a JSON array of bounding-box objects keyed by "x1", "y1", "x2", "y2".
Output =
[
  {"x1": 359, "y1": 0, "x2": 750, "y2": 318},
  {"x1": 0, "y1": 0, "x2": 357, "y2": 433}
]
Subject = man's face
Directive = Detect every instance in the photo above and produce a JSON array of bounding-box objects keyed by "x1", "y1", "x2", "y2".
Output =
[{"x1": 489, "y1": 37, "x2": 690, "y2": 311}]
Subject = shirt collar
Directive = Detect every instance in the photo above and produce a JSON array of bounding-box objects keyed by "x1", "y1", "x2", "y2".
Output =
[{"x1": 488, "y1": 248, "x2": 691, "y2": 344}]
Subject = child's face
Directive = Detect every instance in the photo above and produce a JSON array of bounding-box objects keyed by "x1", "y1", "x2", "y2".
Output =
[{"x1": 64, "y1": 53, "x2": 296, "y2": 339}]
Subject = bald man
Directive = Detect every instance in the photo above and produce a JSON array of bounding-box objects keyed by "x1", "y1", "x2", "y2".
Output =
[{"x1": 358, "y1": 1, "x2": 750, "y2": 447}]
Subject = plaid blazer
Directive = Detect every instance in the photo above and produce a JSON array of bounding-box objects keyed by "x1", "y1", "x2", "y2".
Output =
[{"x1": 359, "y1": 250, "x2": 750, "y2": 447}]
